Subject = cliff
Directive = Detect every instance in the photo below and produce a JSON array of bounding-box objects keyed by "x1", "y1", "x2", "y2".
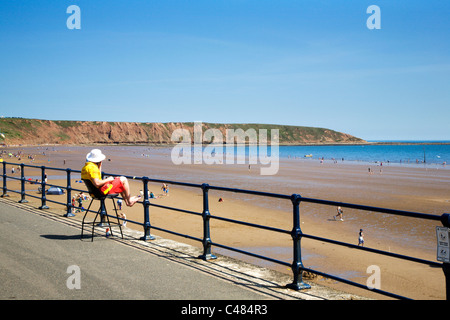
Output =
[{"x1": 0, "y1": 118, "x2": 366, "y2": 145}]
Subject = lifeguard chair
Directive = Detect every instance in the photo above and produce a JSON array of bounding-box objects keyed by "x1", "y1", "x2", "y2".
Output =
[{"x1": 81, "y1": 179, "x2": 124, "y2": 241}]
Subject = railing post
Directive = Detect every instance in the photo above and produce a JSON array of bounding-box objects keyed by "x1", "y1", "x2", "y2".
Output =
[
  {"x1": 199, "y1": 183, "x2": 217, "y2": 260},
  {"x1": 441, "y1": 213, "x2": 450, "y2": 301},
  {"x1": 39, "y1": 166, "x2": 49, "y2": 209},
  {"x1": 64, "y1": 168, "x2": 74, "y2": 217},
  {"x1": 140, "y1": 177, "x2": 155, "y2": 241},
  {"x1": 1, "y1": 161, "x2": 9, "y2": 197},
  {"x1": 18, "y1": 163, "x2": 28, "y2": 203},
  {"x1": 286, "y1": 193, "x2": 311, "y2": 290}
]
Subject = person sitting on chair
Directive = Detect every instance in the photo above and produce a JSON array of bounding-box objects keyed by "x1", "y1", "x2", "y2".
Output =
[{"x1": 81, "y1": 149, "x2": 140, "y2": 207}]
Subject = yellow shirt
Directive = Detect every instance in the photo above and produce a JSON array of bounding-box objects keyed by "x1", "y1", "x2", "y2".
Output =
[{"x1": 81, "y1": 162, "x2": 101, "y2": 180}]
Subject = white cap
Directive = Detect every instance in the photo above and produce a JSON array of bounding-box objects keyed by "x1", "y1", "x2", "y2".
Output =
[{"x1": 86, "y1": 149, "x2": 106, "y2": 163}]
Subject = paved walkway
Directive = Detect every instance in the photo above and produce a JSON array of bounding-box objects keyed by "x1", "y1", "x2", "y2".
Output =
[{"x1": 0, "y1": 197, "x2": 356, "y2": 301}]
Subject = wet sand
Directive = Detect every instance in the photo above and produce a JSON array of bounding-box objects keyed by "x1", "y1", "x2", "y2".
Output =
[{"x1": 2, "y1": 145, "x2": 449, "y2": 299}]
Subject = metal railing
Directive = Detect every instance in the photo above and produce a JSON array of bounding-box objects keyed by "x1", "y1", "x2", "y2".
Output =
[{"x1": 1, "y1": 160, "x2": 449, "y2": 300}]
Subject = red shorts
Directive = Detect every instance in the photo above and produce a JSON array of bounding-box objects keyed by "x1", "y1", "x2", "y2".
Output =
[{"x1": 100, "y1": 177, "x2": 125, "y2": 195}]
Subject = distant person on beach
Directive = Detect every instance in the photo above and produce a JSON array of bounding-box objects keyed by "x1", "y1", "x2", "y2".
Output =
[
  {"x1": 81, "y1": 149, "x2": 140, "y2": 207},
  {"x1": 121, "y1": 212, "x2": 127, "y2": 227},
  {"x1": 161, "y1": 183, "x2": 169, "y2": 196},
  {"x1": 71, "y1": 196, "x2": 76, "y2": 214},
  {"x1": 139, "y1": 190, "x2": 158, "y2": 199},
  {"x1": 358, "y1": 229, "x2": 364, "y2": 246},
  {"x1": 334, "y1": 206, "x2": 344, "y2": 221},
  {"x1": 76, "y1": 192, "x2": 85, "y2": 212}
]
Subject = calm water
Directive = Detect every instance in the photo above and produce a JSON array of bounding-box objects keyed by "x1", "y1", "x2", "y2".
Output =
[
  {"x1": 278, "y1": 141, "x2": 450, "y2": 165},
  {"x1": 202, "y1": 141, "x2": 450, "y2": 166},
  {"x1": 17, "y1": 141, "x2": 450, "y2": 166}
]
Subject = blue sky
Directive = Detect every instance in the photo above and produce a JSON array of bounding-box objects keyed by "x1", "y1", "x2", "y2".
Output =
[{"x1": 0, "y1": 1, "x2": 449, "y2": 140}]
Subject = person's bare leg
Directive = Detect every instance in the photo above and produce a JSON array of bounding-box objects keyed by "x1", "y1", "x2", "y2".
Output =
[{"x1": 119, "y1": 176, "x2": 140, "y2": 207}]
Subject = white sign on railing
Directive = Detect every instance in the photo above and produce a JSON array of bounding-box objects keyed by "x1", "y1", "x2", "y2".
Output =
[{"x1": 436, "y1": 226, "x2": 450, "y2": 263}]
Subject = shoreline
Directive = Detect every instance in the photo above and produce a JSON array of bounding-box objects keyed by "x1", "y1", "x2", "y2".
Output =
[
  {"x1": 3, "y1": 140, "x2": 450, "y2": 148},
  {"x1": 4, "y1": 143, "x2": 450, "y2": 168},
  {"x1": 1, "y1": 145, "x2": 449, "y2": 299}
]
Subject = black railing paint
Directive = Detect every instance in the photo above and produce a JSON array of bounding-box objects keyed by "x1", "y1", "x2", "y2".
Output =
[{"x1": 1, "y1": 160, "x2": 449, "y2": 300}]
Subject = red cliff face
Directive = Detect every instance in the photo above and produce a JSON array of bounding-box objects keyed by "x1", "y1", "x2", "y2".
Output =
[{"x1": 0, "y1": 118, "x2": 365, "y2": 145}]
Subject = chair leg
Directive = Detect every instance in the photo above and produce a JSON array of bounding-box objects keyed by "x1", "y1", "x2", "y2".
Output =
[
  {"x1": 91, "y1": 199, "x2": 106, "y2": 241},
  {"x1": 81, "y1": 199, "x2": 94, "y2": 240},
  {"x1": 81, "y1": 197, "x2": 123, "y2": 241},
  {"x1": 91, "y1": 209, "x2": 100, "y2": 242},
  {"x1": 105, "y1": 210, "x2": 113, "y2": 237},
  {"x1": 111, "y1": 198, "x2": 124, "y2": 239}
]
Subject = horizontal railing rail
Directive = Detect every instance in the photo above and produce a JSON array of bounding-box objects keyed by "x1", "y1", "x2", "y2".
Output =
[{"x1": 1, "y1": 160, "x2": 449, "y2": 300}]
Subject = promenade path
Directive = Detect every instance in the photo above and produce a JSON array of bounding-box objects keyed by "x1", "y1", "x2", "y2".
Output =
[{"x1": 0, "y1": 197, "x2": 357, "y2": 301}]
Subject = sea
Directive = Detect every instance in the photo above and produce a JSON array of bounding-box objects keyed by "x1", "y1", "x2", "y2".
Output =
[
  {"x1": 201, "y1": 140, "x2": 450, "y2": 167},
  {"x1": 11, "y1": 140, "x2": 450, "y2": 166},
  {"x1": 279, "y1": 141, "x2": 450, "y2": 164}
]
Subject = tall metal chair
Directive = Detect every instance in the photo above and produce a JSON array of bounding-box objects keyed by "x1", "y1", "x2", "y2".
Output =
[{"x1": 81, "y1": 179, "x2": 124, "y2": 241}]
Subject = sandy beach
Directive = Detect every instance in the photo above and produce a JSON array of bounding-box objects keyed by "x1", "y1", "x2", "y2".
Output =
[{"x1": 2, "y1": 145, "x2": 449, "y2": 300}]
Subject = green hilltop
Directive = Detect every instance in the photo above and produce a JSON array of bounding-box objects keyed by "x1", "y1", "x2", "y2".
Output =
[{"x1": 0, "y1": 117, "x2": 366, "y2": 145}]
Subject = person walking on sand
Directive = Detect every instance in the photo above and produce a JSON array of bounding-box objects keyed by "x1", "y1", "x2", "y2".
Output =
[
  {"x1": 81, "y1": 149, "x2": 140, "y2": 207},
  {"x1": 358, "y1": 229, "x2": 364, "y2": 246},
  {"x1": 334, "y1": 206, "x2": 344, "y2": 221}
]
